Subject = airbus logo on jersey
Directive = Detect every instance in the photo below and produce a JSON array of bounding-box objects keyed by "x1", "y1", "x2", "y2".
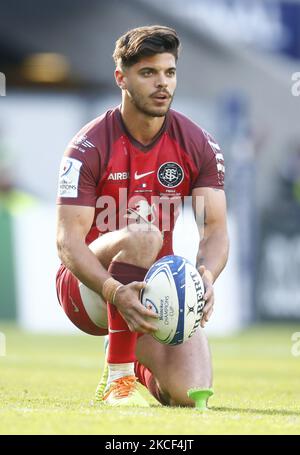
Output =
[{"x1": 108, "y1": 172, "x2": 130, "y2": 181}]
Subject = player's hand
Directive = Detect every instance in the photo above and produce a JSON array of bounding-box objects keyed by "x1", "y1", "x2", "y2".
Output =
[
  {"x1": 199, "y1": 266, "x2": 214, "y2": 328},
  {"x1": 113, "y1": 281, "x2": 159, "y2": 334}
]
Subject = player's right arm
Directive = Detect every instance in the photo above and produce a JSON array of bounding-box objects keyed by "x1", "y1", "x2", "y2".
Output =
[
  {"x1": 56, "y1": 203, "x2": 158, "y2": 333},
  {"x1": 56, "y1": 204, "x2": 111, "y2": 295}
]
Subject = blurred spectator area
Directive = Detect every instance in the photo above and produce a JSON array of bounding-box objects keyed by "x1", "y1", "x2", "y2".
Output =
[{"x1": 0, "y1": 0, "x2": 299, "y2": 207}]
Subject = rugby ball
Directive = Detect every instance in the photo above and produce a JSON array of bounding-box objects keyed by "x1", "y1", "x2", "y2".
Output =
[{"x1": 141, "y1": 255, "x2": 205, "y2": 345}]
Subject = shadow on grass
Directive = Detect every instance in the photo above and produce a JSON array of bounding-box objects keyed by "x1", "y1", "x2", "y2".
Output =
[{"x1": 211, "y1": 406, "x2": 300, "y2": 417}]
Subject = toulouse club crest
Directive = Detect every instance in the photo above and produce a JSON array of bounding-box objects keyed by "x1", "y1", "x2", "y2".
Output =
[{"x1": 157, "y1": 162, "x2": 184, "y2": 188}]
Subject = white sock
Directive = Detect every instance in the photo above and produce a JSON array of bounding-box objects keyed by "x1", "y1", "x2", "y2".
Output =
[{"x1": 107, "y1": 362, "x2": 135, "y2": 388}]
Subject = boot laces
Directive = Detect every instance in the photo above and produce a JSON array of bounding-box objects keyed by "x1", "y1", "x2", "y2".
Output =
[{"x1": 103, "y1": 376, "x2": 138, "y2": 400}]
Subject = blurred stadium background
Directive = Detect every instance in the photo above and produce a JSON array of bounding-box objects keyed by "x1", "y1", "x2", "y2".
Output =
[
  {"x1": 1, "y1": 0, "x2": 299, "y2": 334},
  {"x1": 0, "y1": 0, "x2": 300, "y2": 434}
]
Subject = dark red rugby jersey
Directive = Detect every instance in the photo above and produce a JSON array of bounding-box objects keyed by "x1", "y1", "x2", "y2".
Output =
[{"x1": 57, "y1": 106, "x2": 225, "y2": 256}]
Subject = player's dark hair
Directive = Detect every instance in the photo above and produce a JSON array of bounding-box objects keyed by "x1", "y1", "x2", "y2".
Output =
[{"x1": 113, "y1": 25, "x2": 181, "y2": 68}]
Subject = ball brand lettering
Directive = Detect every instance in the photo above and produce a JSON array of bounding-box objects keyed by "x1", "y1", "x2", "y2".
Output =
[
  {"x1": 164, "y1": 298, "x2": 170, "y2": 325},
  {"x1": 188, "y1": 271, "x2": 204, "y2": 338},
  {"x1": 190, "y1": 271, "x2": 204, "y2": 305},
  {"x1": 159, "y1": 299, "x2": 164, "y2": 320},
  {"x1": 159, "y1": 296, "x2": 170, "y2": 325}
]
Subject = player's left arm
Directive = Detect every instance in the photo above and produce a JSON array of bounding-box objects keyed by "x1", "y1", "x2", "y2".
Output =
[{"x1": 192, "y1": 187, "x2": 229, "y2": 327}]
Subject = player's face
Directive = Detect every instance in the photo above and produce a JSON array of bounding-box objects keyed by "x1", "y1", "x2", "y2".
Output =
[{"x1": 120, "y1": 53, "x2": 177, "y2": 117}]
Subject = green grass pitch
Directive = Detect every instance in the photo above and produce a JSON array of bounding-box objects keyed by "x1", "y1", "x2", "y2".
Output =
[{"x1": 0, "y1": 323, "x2": 300, "y2": 435}]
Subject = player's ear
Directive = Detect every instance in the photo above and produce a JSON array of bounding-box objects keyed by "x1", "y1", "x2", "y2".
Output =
[{"x1": 115, "y1": 67, "x2": 127, "y2": 90}]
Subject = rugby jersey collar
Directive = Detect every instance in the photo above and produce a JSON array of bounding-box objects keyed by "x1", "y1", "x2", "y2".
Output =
[{"x1": 115, "y1": 105, "x2": 169, "y2": 152}]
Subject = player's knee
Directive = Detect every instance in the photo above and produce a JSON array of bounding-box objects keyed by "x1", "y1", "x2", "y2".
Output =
[
  {"x1": 158, "y1": 385, "x2": 192, "y2": 407},
  {"x1": 163, "y1": 379, "x2": 212, "y2": 408},
  {"x1": 123, "y1": 228, "x2": 163, "y2": 261}
]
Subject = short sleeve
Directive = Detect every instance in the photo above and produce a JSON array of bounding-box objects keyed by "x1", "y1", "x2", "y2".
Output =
[
  {"x1": 56, "y1": 136, "x2": 100, "y2": 207},
  {"x1": 192, "y1": 133, "x2": 225, "y2": 190}
]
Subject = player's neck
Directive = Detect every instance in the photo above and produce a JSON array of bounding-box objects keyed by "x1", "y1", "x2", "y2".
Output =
[{"x1": 120, "y1": 103, "x2": 165, "y2": 146}]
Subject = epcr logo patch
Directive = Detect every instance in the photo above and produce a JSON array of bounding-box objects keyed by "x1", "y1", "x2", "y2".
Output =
[
  {"x1": 144, "y1": 298, "x2": 159, "y2": 315},
  {"x1": 157, "y1": 162, "x2": 184, "y2": 188},
  {"x1": 60, "y1": 159, "x2": 73, "y2": 177}
]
